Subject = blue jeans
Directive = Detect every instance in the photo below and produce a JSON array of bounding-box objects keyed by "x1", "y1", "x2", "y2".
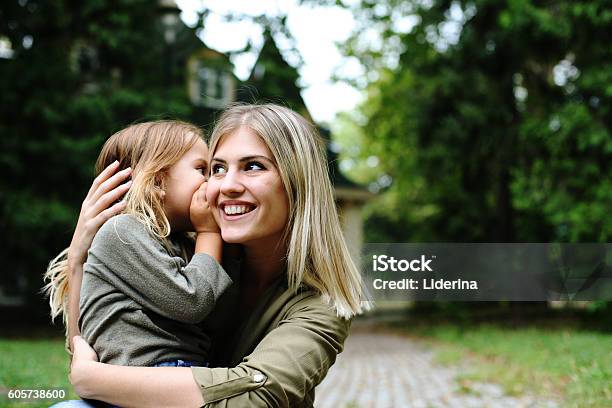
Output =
[
  {"x1": 50, "y1": 400, "x2": 107, "y2": 408},
  {"x1": 49, "y1": 360, "x2": 207, "y2": 407},
  {"x1": 152, "y1": 359, "x2": 206, "y2": 367}
]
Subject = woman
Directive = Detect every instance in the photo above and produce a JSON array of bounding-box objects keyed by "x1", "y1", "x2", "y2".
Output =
[{"x1": 55, "y1": 104, "x2": 369, "y2": 407}]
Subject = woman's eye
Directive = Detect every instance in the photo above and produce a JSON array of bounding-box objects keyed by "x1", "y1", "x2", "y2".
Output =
[
  {"x1": 212, "y1": 164, "x2": 226, "y2": 175},
  {"x1": 246, "y1": 161, "x2": 264, "y2": 171},
  {"x1": 196, "y1": 166, "x2": 207, "y2": 175}
]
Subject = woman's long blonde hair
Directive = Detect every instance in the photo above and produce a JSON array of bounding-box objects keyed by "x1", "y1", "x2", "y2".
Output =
[
  {"x1": 42, "y1": 120, "x2": 203, "y2": 327},
  {"x1": 210, "y1": 104, "x2": 370, "y2": 318}
]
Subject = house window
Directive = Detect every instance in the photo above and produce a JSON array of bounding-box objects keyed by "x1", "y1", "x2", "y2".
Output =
[
  {"x1": 70, "y1": 41, "x2": 99, "y2": 76},
  {"x1": 191, "y1": 65, "x2": 233, "y2": 109}
]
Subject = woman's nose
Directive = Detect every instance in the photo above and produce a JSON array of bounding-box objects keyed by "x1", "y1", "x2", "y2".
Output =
[{"x1": 220, "y1": 169, "x2": 245, "y2": 196}]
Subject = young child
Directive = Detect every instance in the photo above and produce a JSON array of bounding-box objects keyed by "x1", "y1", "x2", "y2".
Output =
[{"x1": 44, "y1": 120, "x2": 234, "y2": 368}]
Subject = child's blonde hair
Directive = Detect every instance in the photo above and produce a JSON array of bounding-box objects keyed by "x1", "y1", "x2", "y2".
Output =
[
  {"x1": 210, "y1": 104, "x2": 370, "y2": 318},
  {"x1": 42, "y1": 120, "x2": 204, "y2": 328}
]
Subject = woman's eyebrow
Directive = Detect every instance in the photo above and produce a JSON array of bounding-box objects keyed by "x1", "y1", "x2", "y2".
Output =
[
  {"x1": 239, "y1": 155, "x2": 273, "y2": 163},
  {"x1": 211, "y1": 155, "x2": 273, "y2": 163}
]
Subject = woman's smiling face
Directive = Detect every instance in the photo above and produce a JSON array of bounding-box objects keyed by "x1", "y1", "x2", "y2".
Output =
[{"x1": 207, "y1": 126, "x2": 289, "y2": 247}]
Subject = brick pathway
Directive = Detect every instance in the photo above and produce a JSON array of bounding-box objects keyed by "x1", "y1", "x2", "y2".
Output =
[{"x1": 315, "y1": 324, "x2": 559, "y2": 408}]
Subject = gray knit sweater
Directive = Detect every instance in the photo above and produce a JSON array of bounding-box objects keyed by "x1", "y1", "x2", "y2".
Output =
[{"x1": 79, "y1": 214, "x2": 233, "y2": 366}]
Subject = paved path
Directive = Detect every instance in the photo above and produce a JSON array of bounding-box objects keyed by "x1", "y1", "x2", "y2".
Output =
[{"x1": 315, "y1": 323, "x2": 558, "y2": 408}]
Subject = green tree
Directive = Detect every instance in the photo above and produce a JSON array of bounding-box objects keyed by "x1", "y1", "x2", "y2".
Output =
[
  {"x1": 333, "y1": 0, "x2": 611, "y2": 243},
  {"x1": 0, "y1": 0, "x2": 198, "y2": 306}
]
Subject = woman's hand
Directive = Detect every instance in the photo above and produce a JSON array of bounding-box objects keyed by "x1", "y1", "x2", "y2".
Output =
[
  {"x1": 66, "y1": 336, "x2": 203, "y2": 407},
  {"x1": 69, "y1": 336, "x2": 99, "y2": 398},
  {"x1": 190, "y1": 181, "x2": 219, "y2": 234},
  {"x1": 67, "y1": 161, "x2": 132, "y2": 268}
]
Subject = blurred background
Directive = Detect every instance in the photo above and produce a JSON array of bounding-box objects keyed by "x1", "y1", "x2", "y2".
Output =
[{"x1": 0, "y1": 0, "x2": 610, "y2": 407}]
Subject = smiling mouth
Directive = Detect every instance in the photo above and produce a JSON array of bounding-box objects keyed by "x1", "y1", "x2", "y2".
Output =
[{"x1": 222, "y1": 204, "x2": 256, "y2": 216}]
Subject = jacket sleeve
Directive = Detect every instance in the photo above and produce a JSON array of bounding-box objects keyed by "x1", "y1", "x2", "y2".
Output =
[
  {"x1": 86, "y1": 214, "x2": 232, "y2": 324},
  {"x1": 190, "y1": 293, "x2": 351, "y2": 407}
]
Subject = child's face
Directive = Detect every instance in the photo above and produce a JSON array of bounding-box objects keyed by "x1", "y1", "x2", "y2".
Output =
[{"x1": 163, "y1": 138, "x2": 209, "y2": 231}]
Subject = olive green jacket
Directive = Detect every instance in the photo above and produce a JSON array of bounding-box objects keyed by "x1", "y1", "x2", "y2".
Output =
[{"x1": 191, "y1": 276, "x2": 351, "y2": 407}]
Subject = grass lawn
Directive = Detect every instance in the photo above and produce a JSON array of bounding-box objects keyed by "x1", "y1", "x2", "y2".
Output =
[
  {"x1": 388, "y1": 321, "x2": 612, "y2": 407},
  {"x1": 0, "y1": 338, "x2": 78, "y2": 408}
]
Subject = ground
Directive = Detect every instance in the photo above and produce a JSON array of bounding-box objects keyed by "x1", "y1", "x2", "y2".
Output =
[{"x1": 315, "y1": 321, "x2": 560, "y2": 408}]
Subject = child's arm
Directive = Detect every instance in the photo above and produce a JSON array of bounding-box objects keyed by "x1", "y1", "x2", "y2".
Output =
[
  {"x1": 191, "y1": 181, "x2": 222, "y2": 263},
  {"x1": 195, "y1": 232, "x2": 222, "y2": 263},
  {"x1": 87, "y1": 214, "x2": 232, "y2": 324}
]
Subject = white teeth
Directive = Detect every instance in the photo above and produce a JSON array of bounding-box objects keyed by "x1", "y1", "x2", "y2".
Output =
[{"x1": 224, "y1": 205, "x2": 252, "y2": 215}]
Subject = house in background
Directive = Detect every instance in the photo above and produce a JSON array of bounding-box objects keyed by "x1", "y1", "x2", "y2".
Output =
[{"x1": 160, "y1": 1, "x2": 371, "y2": 261}]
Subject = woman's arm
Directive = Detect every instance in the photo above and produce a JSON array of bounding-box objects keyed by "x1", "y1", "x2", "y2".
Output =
[
  {"x1": 66, "y1": 161, "x2": 132, "y2": 347},
  {"x1": 66, "y1": 261, "x2": 83, "y2": 344},
  {"x1": 71, "y1": 336, "x2": 204, "y2": 408},
  {"x1": 70, "y1": 292, "x2": 350, "y2": 407}
]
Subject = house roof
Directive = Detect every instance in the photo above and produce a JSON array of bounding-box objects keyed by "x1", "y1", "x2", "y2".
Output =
[
  {"x1": 180, "y1": 21, "x2": 370, "y2": 200},
  {"x1": 243, "y1": 30, "x2": 369, "y2": 198}
]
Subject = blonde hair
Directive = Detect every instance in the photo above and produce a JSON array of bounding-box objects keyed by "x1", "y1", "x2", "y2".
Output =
[
  {"x1": 43, "y1": 120, "x2": 203, "y2": 327},
  {"x1": 210, "y1": 104, "x2": 370, "y2": 318}
]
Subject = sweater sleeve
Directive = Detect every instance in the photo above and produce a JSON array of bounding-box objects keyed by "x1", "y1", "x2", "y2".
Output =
[
  {"x1": 85, "y1": 214, "x2": 232, "y2": 324},
  {"x1": 190, "y1": 293, "x2": 351, "y2": 407}
]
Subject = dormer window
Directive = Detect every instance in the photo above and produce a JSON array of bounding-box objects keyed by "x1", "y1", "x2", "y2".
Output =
[
  {"x1": 188, "y1": 56, "x2": 234, "y2": 109},
  {"x1": 198, "y1": 67, "x2": 233, "y2": 107}
]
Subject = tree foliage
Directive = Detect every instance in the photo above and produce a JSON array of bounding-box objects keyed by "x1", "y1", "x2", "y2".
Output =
[
  {"x1": 0, "y1": 0, "x2": 197, "y2": 302},
  {"x1": 334, "y1": 0, "x2": 611, "y2": 243}
]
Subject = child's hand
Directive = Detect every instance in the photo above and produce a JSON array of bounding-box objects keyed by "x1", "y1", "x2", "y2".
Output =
[{"x1": 190, "y1": 181, "x2": 220, "y2": 233}]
